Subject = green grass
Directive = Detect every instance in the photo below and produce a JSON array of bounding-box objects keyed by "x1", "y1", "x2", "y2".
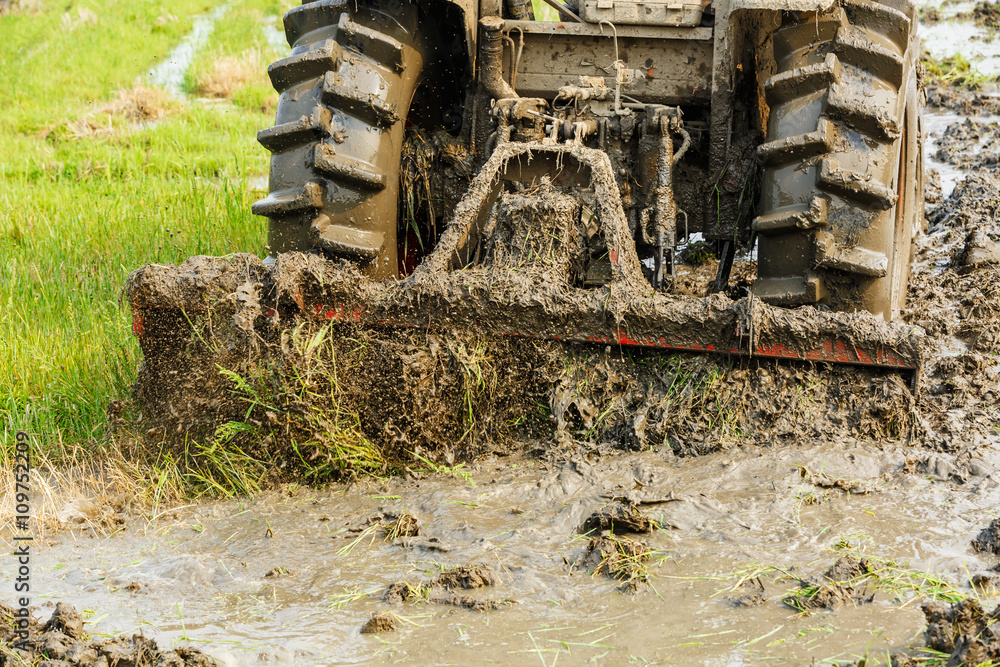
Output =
[
  {"x1": 531, "y1": 0, "x2": 562, "y2": 21},
  {"x1": 0, "y1": 0, "x2": 293, "y2": 455},
  {"x1": 921, "y1": 50, "x2": 1000, "y2": 90},
  {"x1": 184, "y1": 0, "x2": 285, "y2": 109}
]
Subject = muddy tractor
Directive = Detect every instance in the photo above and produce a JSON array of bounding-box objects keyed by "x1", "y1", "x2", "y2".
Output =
[
  {"x1": 128, "y1": 0, "x2": 926, "y2": 414},
  {"x1": 254, "y1": 0, "x2": 921, "y2": 316}
]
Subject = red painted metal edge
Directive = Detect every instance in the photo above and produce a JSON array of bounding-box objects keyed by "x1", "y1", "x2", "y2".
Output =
[{"x1": 305, "y1": 301, "x2": 918, "y2": 371}]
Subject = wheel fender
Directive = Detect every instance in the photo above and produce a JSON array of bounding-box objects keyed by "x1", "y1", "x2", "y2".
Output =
[{"x1": 728, "y1": 0, "x2": 836, "y2": 12}]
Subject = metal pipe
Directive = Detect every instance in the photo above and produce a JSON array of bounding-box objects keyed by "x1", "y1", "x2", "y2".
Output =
[
  {"x1": 653, "y1": 115, "x2": 678, "y2": 285},
  {"x1": 479, "y1": 17, "x2": 519, "y2": 100}
]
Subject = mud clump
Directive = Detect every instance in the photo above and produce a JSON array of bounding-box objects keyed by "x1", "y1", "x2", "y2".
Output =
[
  {"x1": 433, "y1": 565, "x2": 499, "y2": 589},
  {"x1": 933, "y1": 119, "x2": 1000, "y2": 173},
  {"x1": 580, "y1": 535, "x2": 654, "y2": 593},
  {"x1": 973, "y1": 518, "x2": 1000, "y2": 554},
  {"x1": 42, "y1": 601, "x2": 84, "y2": 639},
  {"x1": 972, "y1": 572, "x2": 998, "y2": 590},
  {"x1": 360, "y1": 611, "x2": 397, "y2": 634},
  {"x1": 0, "y1": 602, "x2": 215, "y2": 666},
  {"x1": 729, "y1": 578, "x2": 769, "y2": 608},
  {"x1": 920, "y1": 599, "x2": 1000, "y2": 665},
  {"x1": 924, "y1": 82, "x2": 1000, "y2": 114},
  {"x1": 956, "y1": 230, "x2": 1000, "y2": 273},
  {"x1": 797, "y1": 464, "x2": 881, "y2": 494},
  {"x1": 961, "y1": 1, "x2": 1000, "y2": 32},
  {"x1": 382, "y1": 564, "x2": 512, "y2": 611},
  {"x1": 579, "y1": 498, "x2": 657, "y2": 535},
  {"x1": 783, "y1": 557, "x2": 874, "y2": 612}
]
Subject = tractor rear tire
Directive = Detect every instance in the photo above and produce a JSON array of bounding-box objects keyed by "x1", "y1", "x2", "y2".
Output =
[
  {"x1": 753, "y1": 0, "x2": 922, "y2": 320},
  {"x1": 253, "y1": 0, "x2": 427, "y2": 279}
]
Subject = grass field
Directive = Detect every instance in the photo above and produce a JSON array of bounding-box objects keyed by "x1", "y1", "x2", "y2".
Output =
[{"x1": 0, "y1": 0, "x2": 292, "y2": 457}]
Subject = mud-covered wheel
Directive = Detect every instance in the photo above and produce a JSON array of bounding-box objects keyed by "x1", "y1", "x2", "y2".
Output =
[
  {"x1": 753, "y1": 0, "x2": 922, "y2": 320},
  {"x1": 253, "y1": 0, "x2": 427, "y2": 279}
]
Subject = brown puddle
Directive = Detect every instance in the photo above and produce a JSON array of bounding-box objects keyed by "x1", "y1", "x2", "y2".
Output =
[{"x1": 5, "y1": 441, "x2": 999, "y2": 665}]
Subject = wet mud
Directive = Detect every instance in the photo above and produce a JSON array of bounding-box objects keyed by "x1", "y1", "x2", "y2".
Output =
[
  {"x1": 917, "y1": 599, "x2": 1000, "y2": 666},
  {"x1": 973, "y1": 518, "x2": 1000, "y2": 555},
  {"x1": 0, "y1": 602, "x2": 214, "y2": 666},
  {"x1": 6, "y1": 441, "x2": 1000, "y2": 664}
]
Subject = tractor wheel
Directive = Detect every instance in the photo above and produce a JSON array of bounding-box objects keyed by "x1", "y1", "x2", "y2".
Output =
[
  {"x1": 253, "y1": 0, "x2": 428, "y2": 279},
  {"x1": 753, "y1": 0, "x2": 922, "y2": 320}
]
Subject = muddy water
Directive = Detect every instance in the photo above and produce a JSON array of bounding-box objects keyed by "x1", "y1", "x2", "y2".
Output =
[
  {"x1": 5, "y1": 443, "x2": 999, "y2": 665},
  {"x1": 920, "y1": 0, "x2": 1000, "y2": 74}
]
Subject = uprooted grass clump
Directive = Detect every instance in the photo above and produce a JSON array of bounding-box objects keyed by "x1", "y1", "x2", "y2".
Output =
[
  {"x1": 783, "y1": 557, "x2": 875, "y2": 612},
  {"x1": 580, "y1": 534, "x2": 657, "y2": 593}
]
